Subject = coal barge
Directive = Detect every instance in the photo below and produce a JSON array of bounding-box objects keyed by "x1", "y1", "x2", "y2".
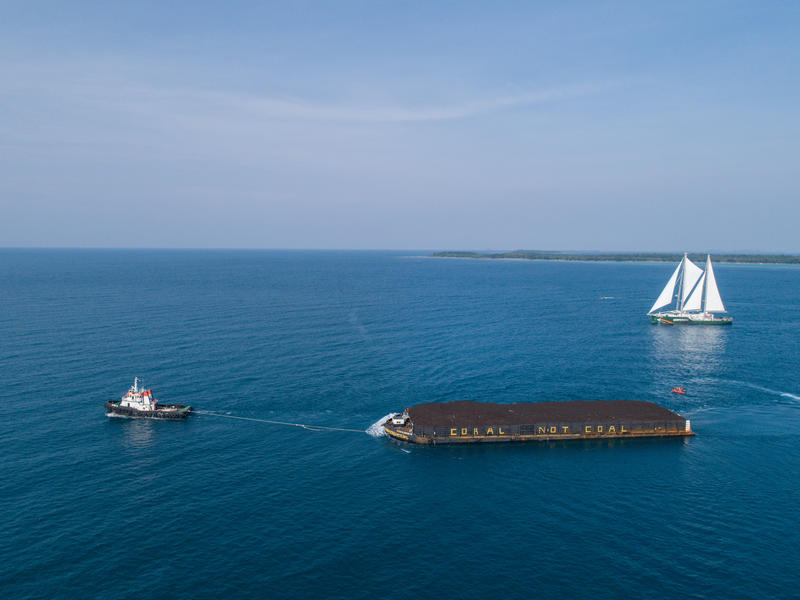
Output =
[{"x1": 383, "y1": 400, "x2": 692, "y2": 444}]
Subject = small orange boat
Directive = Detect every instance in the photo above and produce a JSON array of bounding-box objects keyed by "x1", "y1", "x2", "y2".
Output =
[{"x1": 671, "y1": 387, "x2": 687, "y2": 395}]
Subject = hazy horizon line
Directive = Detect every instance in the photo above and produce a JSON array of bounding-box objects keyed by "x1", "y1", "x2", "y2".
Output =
[{"x1": 1, "y1": 246, "x2": 797, "y2": 255}]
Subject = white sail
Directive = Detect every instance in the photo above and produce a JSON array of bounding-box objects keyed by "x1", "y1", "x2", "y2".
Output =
[
  {"x1": 680, "y1": 257, "x2": 704, "y2": 303},
  {"x1": 703, "y1": 255, "x2": 725, "y2": 312},
  {"x1": 683, "y1": 272, "x2": 705, "y2": 311},
  {"x1": 648, "y1": 262, "x2": 681, "y2": 314}
]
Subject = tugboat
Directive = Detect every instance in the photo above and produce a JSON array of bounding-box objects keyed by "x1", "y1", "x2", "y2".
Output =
[{"x1": 104, "y1": 378, "x2": 192, "y2": 419}]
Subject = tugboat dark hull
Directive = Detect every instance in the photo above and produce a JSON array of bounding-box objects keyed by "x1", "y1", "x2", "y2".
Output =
[{"x1": 104, "y1": 401, "x2": 192, "y2": 419}]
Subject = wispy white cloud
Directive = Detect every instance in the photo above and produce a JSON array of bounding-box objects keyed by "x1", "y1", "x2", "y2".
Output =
[
  {"x1": 117, "y1": 82, "x2": 612, "y2": 123},
  {"x1": 0, "y1": 58, "x2": 616, "y2": 148}
]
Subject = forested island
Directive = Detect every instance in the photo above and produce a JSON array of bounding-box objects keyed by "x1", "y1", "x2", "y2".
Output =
[{"x1": 430, "y1": 251, "x2": 800, "y2": 264}]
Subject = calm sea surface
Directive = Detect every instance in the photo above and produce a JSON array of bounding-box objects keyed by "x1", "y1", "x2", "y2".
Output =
[{"x1": 1, "y1": 250, "x2": 798, "y2": 599}]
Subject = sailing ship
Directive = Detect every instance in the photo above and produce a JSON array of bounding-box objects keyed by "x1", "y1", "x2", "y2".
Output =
[{"x1": 648, "y1": 254, "x2": 732, "y2": 325}]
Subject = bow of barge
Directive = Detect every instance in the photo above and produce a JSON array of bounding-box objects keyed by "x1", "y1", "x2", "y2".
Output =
[{"x1": 383, "y1": 400, "x2": 693, "y2": 444}]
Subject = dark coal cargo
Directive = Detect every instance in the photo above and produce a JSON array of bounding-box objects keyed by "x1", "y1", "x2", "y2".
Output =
[{"x1": 383, "y1": 400, "x2": 693, "y2": 445}]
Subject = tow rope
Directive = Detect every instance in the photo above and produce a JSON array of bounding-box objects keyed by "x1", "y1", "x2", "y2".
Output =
[{"x1": 194, "y1": 410, "x2": 366, "y2": 433}]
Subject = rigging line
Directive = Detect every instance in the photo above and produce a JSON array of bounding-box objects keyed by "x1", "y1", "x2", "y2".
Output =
[{"x1": 195, "y1": 410, "x2": 366, "y2": 433}]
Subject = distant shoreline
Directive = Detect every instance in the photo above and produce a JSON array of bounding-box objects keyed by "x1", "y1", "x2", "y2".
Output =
[{"x1": 429, "y1": 251, "x2": 800, "y2": 264}]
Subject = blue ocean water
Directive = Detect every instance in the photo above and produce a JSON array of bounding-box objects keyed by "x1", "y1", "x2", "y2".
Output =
[{"x1": 1, "y1": 249, "x2": 798, "y2": 599}]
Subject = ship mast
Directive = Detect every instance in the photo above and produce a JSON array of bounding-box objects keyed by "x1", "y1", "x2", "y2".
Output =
[
  {"x1": 676, "y1": 253, "x2": 687, "y2": 311},
  {"x1": 701, "y1": 254, "x2": 710, "y2": 313}
]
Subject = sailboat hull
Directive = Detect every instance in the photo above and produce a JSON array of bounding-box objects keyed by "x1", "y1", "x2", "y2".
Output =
[{"x1": 650, "y1": 312, "x2": 732, "y2": 325}]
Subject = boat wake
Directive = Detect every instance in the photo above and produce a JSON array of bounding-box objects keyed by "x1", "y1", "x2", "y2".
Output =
[
  {"x1": 367, "y1": 413, "x2": 397, "y2": 438},
  {"x1": 727, "y1": 381, "x2": 800, "y2": 402}
]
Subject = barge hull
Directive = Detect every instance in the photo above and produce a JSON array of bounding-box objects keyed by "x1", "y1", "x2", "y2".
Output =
[{"x1": 385, "y1": 428, "x2": 693, "y2": 445}]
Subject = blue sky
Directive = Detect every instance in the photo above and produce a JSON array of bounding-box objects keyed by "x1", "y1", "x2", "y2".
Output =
[{"x1": 2, "y1": 1, "x2": 799, "y2": 250}]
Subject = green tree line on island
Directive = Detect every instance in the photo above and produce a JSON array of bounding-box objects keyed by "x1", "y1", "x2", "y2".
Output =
[{"x1": 430, "y1": 251, "x2": 800, "y2": 264}]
